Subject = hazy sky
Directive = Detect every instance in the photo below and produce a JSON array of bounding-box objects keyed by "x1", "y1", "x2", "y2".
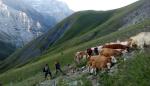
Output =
[{"x1": 59, "y1": 0, "x2": 139, "y2": 11}]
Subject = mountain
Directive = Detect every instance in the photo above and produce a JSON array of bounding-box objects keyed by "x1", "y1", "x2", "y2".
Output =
[
  {"x1": 23, "y1": 0, "x2": 73, "y2": 23},
  {"x1": 3, "y1": 0, "x2": 73, "y2": 28},
  {"x1": 0, "y1": 0, "x2": 72, "y2": 59},
  {"x1": 0, "y1": 0, "x2": 150, "y2": 85},
  {"x1": 0, "y1": 0, "x2": 44, "y2": 47},
  {"x1": 0, "y1": 0, "x2": 72, "y2": 47}
]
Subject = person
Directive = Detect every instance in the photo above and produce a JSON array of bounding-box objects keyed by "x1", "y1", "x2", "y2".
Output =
[
  {"x1": 55, "y1": 61, "x2": 65, "y2": 75},
  {"x1": 43, "y1": 64, "x2": 53, "y2": 80}
]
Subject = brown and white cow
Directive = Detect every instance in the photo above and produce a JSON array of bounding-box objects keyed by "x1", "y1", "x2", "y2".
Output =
[
  {"x1": 87, "y1": 55, "x2": 100, "y2": 72},
  {"x1": 75, "y1": 51, "x2": 88, "y2": 64},
  {"x1": 87, "y1": 55, "x2": 117, "y2": 74},
  {"x1": 90, "y1": 55, "x2": 112, "y2": 74}
]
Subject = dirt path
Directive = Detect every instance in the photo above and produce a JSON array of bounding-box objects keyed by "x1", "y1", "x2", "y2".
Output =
[{"x1": 37, "y1": 64, "x2": 100, "y2": 86}]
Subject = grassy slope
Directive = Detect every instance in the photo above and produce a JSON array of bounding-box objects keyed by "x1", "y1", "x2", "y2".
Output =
[
  {"x1": 0, "y1": 19, "x2": 150, "y2": 85},
  {"x1": 54, "y1": 10, "x2": 114, "y2": 44}
]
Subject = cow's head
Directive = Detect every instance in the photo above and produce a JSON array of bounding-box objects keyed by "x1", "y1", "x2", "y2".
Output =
[
  {"x1": 131, "y1": 41, "x2": 137, "y2": 49},
  {"x1": 128, "y1": 38, "x2": 137, "y2": 48}
]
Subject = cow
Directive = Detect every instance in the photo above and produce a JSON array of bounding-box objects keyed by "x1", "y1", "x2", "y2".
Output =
[
  {"x1": 87, "y1": 46, "x2": 103, "y2": 56},
  {"x1": 75, "y1": 51, "x2": 88, "y2": 64},
  {"x1": 129, "y1": 32, "x2": 150, "y2": 49},
  {"x1": 102, "y1": 44, "x2": 130, "y2": 52},
  {"x1": 87, "y1": 55, "x2": 100, "y2": 73},
  {"x1": 87, "y1": 55, "x2": 117, "y2": 75},
  {"x1": 100, "y1": 48, "x2": 123, "y2": 57},
  {"x1": 90, "y1": 55, "x2": 113, "y2": 75}
]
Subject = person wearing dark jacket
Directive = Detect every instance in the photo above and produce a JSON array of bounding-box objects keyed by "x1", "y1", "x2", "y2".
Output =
[
  {"x1": 55, "y1": 61, "x2": 65, "y2": 75},
  {"x1": 43, "y1": 64, "x2": 53, "y2": 79}
]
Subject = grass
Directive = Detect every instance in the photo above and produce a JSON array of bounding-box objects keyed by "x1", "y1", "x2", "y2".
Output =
[{"x1": 55, "y1": 10, "x2": 114, "y2": 44}]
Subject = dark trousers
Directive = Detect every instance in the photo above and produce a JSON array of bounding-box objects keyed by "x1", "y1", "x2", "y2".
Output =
[
  {"x1": 45, "y1": 71, "x2": 52, "y2": 79},
  {"x1": 55, "y1": 68, "x2": 64, "y2": 75}
]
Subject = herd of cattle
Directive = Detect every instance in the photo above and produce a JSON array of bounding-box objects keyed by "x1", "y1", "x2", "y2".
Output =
[{"x1": 74, "y1": 32, "x2": 150, "y2": 74}]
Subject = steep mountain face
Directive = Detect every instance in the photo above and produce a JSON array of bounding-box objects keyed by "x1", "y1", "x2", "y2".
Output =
[
  {"x1": 0, "y1": 0, "x2": 72, "y2": 59},
  {"x1": 0, "y1": 0, "x2": 72, "y2": 47},
  {"x1": 3, "y1": 0, "x2": 73, "y2": 28},
  {"x1": 0, "y1": 0, "x2": 43, "y2": 47},
  {"x1": 23, "y1": 0, "x2": 73, "y2": 23}
]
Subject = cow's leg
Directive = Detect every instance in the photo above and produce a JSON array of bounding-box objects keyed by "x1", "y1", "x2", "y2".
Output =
[
  {"x1": 90, "y1": 68, "x2": 94, "y2": 74},
  {"x1": 74, "y1": 56, "x2": 77, "y2": 63},
  {"x1": 87, "y1": 66, "x2": 91, "y2": 73},
  {"x1": 137, "y1": 42, "x2": 144, "y2": 51},
  {"x1": 107, "y1": 63, "x2": 111, "y2": 70},
  {"x1": 140, "y1": 45, "x2": 145, "y2": 52},
  {"x1": 123, "y1": 54, "x2": 128, "y2": 61},
  {"x1": 93, "y1": 68, "x2": 97, "y2": 75},
  {"x1": 139, "y1": 45, "x2": 144, "y2": 53},
  {"x1": 76, "y1": 57, "x2": 80, "y2": 64},
  {"x1": 111, "y1": 56, "x2": 117, "y2": 64},
  {"x1": 122, "y1": 51, "x2": 128, "y2": 61}
]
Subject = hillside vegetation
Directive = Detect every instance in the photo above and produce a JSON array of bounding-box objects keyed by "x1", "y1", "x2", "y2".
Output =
[
  {"x1": 100, "y1": 51, "x2": 150, "y2": 86},
  {"x1": 0, "y1": 0, "x2": 150, "y2": 86},
  {"x1": 0, "y1": 41, "x2": 15, "y2": 60}
]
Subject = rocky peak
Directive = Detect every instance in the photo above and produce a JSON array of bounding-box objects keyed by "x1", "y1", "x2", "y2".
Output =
[{"x1": 122, "y1": 0, "x2": 150, "y2": 28}]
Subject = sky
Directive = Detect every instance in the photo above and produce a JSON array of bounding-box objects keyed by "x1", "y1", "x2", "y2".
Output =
[{"x1": 59, "y1": 0, "x2": 139, "y2": 11}]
